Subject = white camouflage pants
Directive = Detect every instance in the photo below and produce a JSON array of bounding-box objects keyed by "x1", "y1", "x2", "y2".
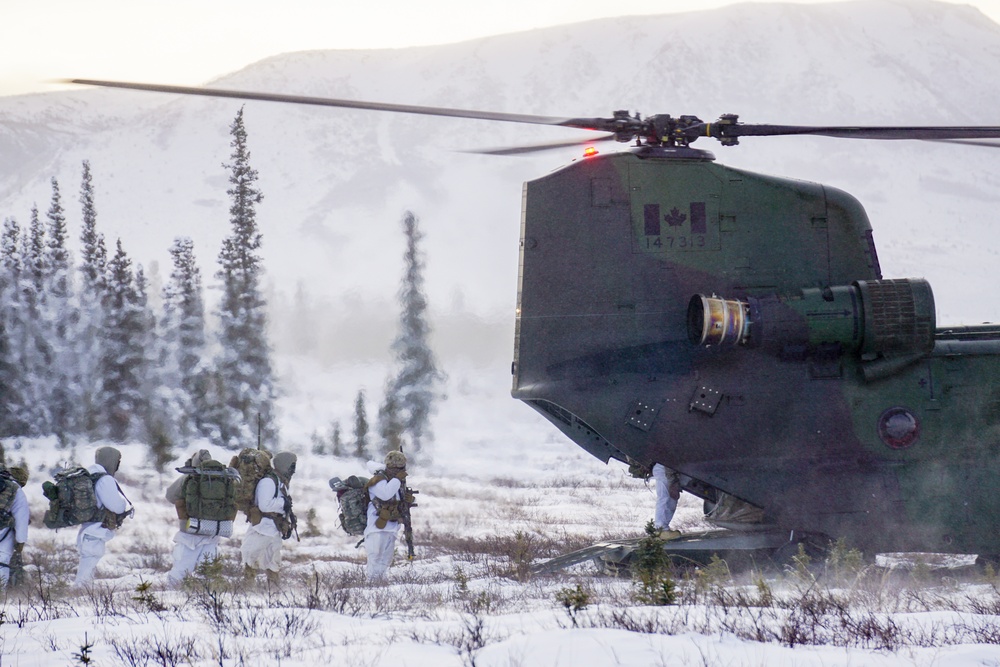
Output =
[
  {"x1": 241, "y1": 531, "x2": 282, "y2": 572},
  {"x1": 167, "y1": 533, "x2": 220, "y2": 585},
  {"x1": 75, "y1": 533, "x2": 109, "y2": 586},
  {"x1": 653, "y1": 464, "x2": 678, "y2": 530},
  {"x1": 0, "y1": 531, "x2": 15, "y2": 585},
  {"x1": 365, "y1": 530, "x2": 396, "y2": 581}
]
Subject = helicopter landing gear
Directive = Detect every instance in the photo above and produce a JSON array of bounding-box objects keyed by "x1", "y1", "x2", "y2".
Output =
[{"x1": 769, "y1": 531, "x2": 832, "y2": 568}]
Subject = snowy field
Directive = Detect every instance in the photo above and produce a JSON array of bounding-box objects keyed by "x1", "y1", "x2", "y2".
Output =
[{"x1": 4, "y1": 359, "x2": 1000, "y2": 667}]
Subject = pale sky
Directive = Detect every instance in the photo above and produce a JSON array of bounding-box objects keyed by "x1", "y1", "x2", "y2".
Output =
[{"x1": 1, "y1": 0, "x2": 998, "y2": 98}]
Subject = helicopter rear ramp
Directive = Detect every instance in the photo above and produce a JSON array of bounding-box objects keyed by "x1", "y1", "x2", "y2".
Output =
[{"x1": 532, "y1": 527, "x2": 793, "y2": 575}]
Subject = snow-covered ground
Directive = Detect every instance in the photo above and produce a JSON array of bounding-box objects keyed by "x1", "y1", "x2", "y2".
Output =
[
  {"x1": 5, "y1": 3, "x2": 1000, "y2": 665},
  {"x1": 5, "y1": 360, "x2": 1000, "y2": 667}
]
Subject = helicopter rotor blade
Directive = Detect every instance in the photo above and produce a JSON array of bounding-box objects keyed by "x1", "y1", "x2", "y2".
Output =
[
  {"x1": 928, "y1": 138, "x2": 1000, "y2": 148},
  {"x1": 67, "y1": 78, "x2": 595, "y2": 128},
  {"x1": 68, "y1": 80, "x2": 1000, "y2": 148},
  {"x1": 712, "y1": 123, "x2": 1000, "y2": 142},
  {"x1": 465, "y1": 133, "x2": 618, "y2": 156}
]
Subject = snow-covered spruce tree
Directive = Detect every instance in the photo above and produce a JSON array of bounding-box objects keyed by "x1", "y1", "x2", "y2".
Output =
[
  {"x1": 377, "y1": 375, "x2": 404, "y2": 455},
  {"x1": 353, "y1": 389, "x2": 369, "y2": 459},
  {"x1": 135, "y1": 263, "x2": 174, "y2": 469},
  {"x1": 0, "y1": 217, "x2": 29, "y2": 436},
  {"x1": 160, "y1": 237, "x2": 208, "y2": 438},
  {"x1": 45, "y1": 178, "x2": 71, "y2": 306},
  {"x1": 45, "y1": 178, "x2": 80, "y2": 444},
  {"x1": 211, "y1": 107, "x2": 277, "y2": 449},
  {"x1": 330, "y1": 420, "x2": 344, "y2": 457},
  {"x1": 24, "y1": 205, "x2": 45, "y2": 302},
  {"x1": 100, "y1": 240, "x2": 149, "y2": 442},
  {"x1": 379, "y1": 211, "x2": 444, "y2": 455},
  {"x1": 77, "y1": 161, "x2": 109, "y2": 437},
  {"x1": 18, "y1": 206, "x2": 51, "y2": 434}
]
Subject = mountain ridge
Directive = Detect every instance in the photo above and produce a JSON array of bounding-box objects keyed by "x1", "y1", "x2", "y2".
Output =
[{"x1": 1, "y1": 0, "x2": 998, "y2": 366}]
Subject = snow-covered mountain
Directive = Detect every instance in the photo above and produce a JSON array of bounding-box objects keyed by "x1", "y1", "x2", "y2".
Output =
[
  {"x1": 1, "y1": 0, "x2": 999, "y2": 369},
  {"x1": 7, "y1": 5, "x2": 1000, "y2": 664}
]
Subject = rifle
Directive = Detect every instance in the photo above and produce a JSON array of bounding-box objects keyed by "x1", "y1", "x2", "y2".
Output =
[
  {"x1": 282, "y1": 492, "x2": 300, "y2": 542},
  {"x1": 400, "y1": 482, "x2": 418, "y2": 560},
  {"x1": 7, "y1": 542, "x2": 24, "y2": 589},
  {"x1": 282, "y1": 493, "x2": 302, "y2": 542}
]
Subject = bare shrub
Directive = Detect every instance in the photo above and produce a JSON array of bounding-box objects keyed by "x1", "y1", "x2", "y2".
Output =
[
  {"x1": 24, "y1": 538, "x2": 76, "y2": 609},
  {"x1": 81, "y1": 583, "x2": 131, "y2": 620},
  {"x1": 414, "y1": 613, "x2": 500, "y2": 667},
  {"x1": 109, "y1": 632, "x2": 201, "y2": 667},
  {"x1": 489, "y1": 477, "x2": 530, "y2": 489},
  {"x1": 225, "y1": 606, "x2": 319, "y2": 640},
  {"x1": 582, "y1": 607, "x2": 681, "y2": 634}
]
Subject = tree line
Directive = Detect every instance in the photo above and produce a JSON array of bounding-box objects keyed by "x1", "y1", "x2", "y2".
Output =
[
  {"x1": 2, "y1": 107, "x2": 444, "y2": 467},
  {"x1": 0, "y1": 109, "x2": 276, "y2": 467}
]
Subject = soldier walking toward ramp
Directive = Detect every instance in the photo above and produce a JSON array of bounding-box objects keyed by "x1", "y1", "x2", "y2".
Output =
[
  {"x1": 74, "y1": 447, "x2": 132, "y2": 587},
  {"x1": 241, "y1": 451, "x2": 297, "y2": 585},
  {"x1": 364, "y1": 450, "x2": 415, "y2": 581},
  {"x1": 166, "y1": 449, "x2": 240, "y2": 586}
]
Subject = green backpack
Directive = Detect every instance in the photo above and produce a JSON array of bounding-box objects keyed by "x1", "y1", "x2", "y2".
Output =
[
  {"x1": 42, "y1": 467, "x2": 104, "y2": 529},
  {"x1": 228, "y1": 448, "x2": 273, "y2": 520},
  {"x1": 177, "y1": 459, "x2": 240, "y2": 537},
  {"x1": 0, "y1": 469, "x2": 19, "y2": 531},
  {"x1": 329, "y1": 475, "x2": 370, "y2": 536}
]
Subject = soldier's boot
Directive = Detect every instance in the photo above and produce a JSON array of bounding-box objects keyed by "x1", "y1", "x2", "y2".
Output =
[{"x1": 658, "y1": 529, "x2": 682, "y2": 541}]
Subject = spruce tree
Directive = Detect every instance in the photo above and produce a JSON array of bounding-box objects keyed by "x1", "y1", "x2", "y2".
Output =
[
  {"x1": 18, "y1": 207, "x2": 51, "y2": 435},
  {"x1": 79, "y1": 162, "x2": 105, "y2": 292},
  {"x1": 353, "y1": 389, "x2": 369, "y2": 459},
  {"x1": 162, "y1": 237, "x2": 207, "y2": 436},
  {"x1": 78, "y1": 161, "x2": 108, "y2": 436},
  {"x1": 25, "y1": 205, "x2": 45, "y2": 301},
  {"x1": 136, "y1": 263, "x2": 172, "y2": 466},
  {"x1": 211, "y1": 107, "x2": 277, "y2": 449},
  {"x1": 377, "y1": 375, "x2": 404, "y2": 455},
  {"x1": 0, "y1": 218, "x2": 28, "y2": 435},
  {"x1": 45, "y1": 178, "x2": 71, "y2": 302},
  {"x1": 330, "y1": 420, "x2": 343, "y2": 457},
  {"x1": 381, "y1": 211, "x2": 444, "y2": 454},
  {"x1": 100, "y1": 240, "x2": 148, "y2": 442},
  {"x1": 45, "y1": 178, "x2": 79, "y2": 443}
]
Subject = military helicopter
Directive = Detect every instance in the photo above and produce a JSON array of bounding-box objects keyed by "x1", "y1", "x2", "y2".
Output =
[{"x1": 70, "y1": 78, "x2": 1000, "y2": 563}]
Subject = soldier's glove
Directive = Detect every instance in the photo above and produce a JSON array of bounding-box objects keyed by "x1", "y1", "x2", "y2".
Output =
[
  {"x1": 13, "y1": 542, "x2": 24, "y2": 555},
  {"x1": 669, "y1": 481, "x2": 681, "y2": 501},
  {"x1": 395, "y1": 470, "x2": 408, "y2": 482}
]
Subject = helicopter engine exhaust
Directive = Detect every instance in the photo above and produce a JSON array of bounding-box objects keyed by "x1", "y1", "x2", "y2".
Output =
[
  {"x1": 688, "y1": 278, "x2": 936, "y2": 356},
  {"x1": 686, "y1": 295, "x2": 750, "y2": 347}
]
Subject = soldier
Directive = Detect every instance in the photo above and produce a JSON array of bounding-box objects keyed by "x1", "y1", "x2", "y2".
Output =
[
  {"x1": 165, "y1": 449, "x2": 222, "y2": 586},
  {"x1": 364, "y1": 450, "x2": 411, "y2": 581},
  {"x1": 0, "y1": 465, "x2": 30, "y2": 588},
  {"x1": 242, "y1": 451, "x2": 296, "y2": 585},
  {"x1": 75, "y1": 446, "x2": 132, "y2": 587},
  {"x1": 652, "y1": 463, "x2": 682, "y2": 539}
]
